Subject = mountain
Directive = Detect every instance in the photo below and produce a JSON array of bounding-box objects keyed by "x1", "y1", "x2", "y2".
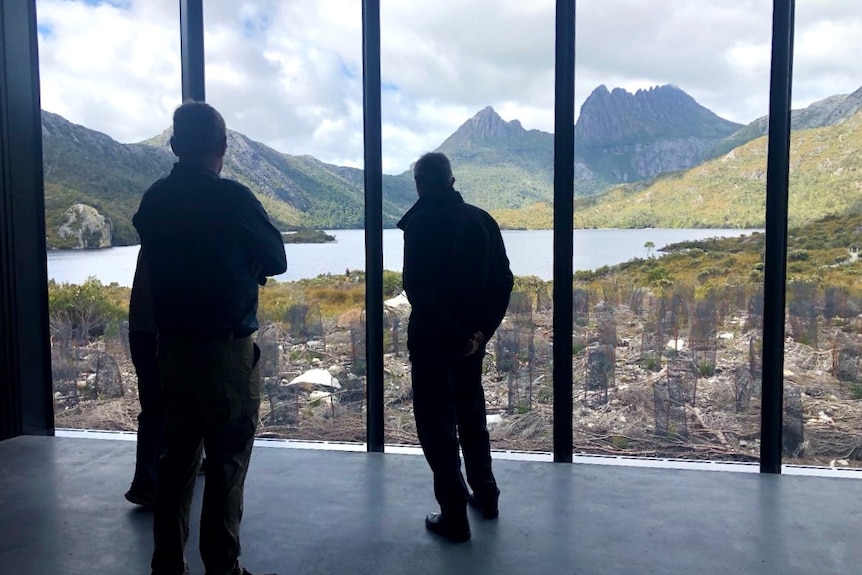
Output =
[
  {"x1": 709, "y1": 86, "x2": 862, "y2": 158},
  {"x1": 143, "y1": 129, "x2": 415, "y2": 231},
  {"x1": 432, "y1": 106, "x2": 607, "y2": 210},
  {"x1": 42, "y1": 112, "x2": 416, "y2": 247},
  {"x1": 433, "y1": 86, "x2": 742, "y2": 211},
  {"x1": 44, "y1": 81, "x2": 825, "y2": 247},
  {"x1": 574, "y1": 85, "x2": 744, "y2": 183},
  {"x1": 42, "y1": 111, "x2": 175, "y2": 248},
  {"x1": 562, "y1": 109, "x2": 862, "y2": 229}
]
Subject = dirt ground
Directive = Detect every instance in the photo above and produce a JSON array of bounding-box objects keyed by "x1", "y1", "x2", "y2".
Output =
[{"x1": 53, "y1": 301, "x2": 862, "y2": 469}]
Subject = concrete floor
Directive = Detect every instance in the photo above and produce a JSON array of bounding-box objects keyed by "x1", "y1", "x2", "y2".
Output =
[{"x1": 1, "y1": 435, "x2": 861, "y2": 575}]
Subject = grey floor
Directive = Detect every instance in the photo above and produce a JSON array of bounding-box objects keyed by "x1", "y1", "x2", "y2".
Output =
[{"x1": 1, "y1": 436, "x2": 861, "y2": 575}]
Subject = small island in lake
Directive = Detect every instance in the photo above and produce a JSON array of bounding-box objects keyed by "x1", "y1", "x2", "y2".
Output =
[{"x1": 282, "y1": 229, "x2": 336, "y2": 244}]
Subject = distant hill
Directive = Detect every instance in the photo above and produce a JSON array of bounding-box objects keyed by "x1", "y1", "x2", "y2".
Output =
[
  {"x1": 46, "y1": 82, "x2": 856, "y2": 247},
  {"x1": 433, "y1": 85, "x2": 742, "y2": 210},
  {"x1": 563, "y1": 110, "x2": 862, "y2": 229},
  {"x1": 433, "y1": 106, "x2": 607, "y2": 209},
  {"x1": 574, "y1": 84, "x2": 743, "y2": 183},
  {"x1": 42, "y1": 112, "x2": 416, "y2": 247},
  {"x1": 708, "y1": 86, "x2": 862, "y2": 158},
  {"x1": 42, "y1": 111, "x2": 174, "y2": 248},
  {"x1": 143, "y1": 129, "x2": 416, "y2": 231}
]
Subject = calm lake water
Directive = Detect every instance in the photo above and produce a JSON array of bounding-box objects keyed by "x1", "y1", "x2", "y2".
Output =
[{"x1": 46, "y1": 228, "x2": 760, "y2": 287}]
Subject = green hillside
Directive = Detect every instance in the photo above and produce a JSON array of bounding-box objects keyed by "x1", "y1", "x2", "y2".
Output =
[
  {"x1": 43, "y1": 113, "x2": 417, "y2": 247},
  {"x1": 493, "y1": 111, "x2": 862, "y2": 230}
]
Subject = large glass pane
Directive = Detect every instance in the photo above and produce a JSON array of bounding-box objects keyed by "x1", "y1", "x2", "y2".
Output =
[
  {"x1": 39, "y1": 0, "x2": 180, "y2": 431},
  {"x1": 572, "y1": 2, "x2": 771, "y2": 462},
  {"x1": 381, "y1": 2, "x2": 556, "y2": 451},
  {"x1": 784, "y1": 1, "x2": 862, "y2": 469},
  {"x1": 204, "y1": 1, "x2": 366, "y2": 442}
]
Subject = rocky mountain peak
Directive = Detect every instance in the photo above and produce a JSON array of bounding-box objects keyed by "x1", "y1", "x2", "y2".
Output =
[
  {"x1": 447, "y1": 106, "x2": 527, "y2": 143},
  {"x1": 576, "y1": 84, "x2": 741, "y2": 146}
]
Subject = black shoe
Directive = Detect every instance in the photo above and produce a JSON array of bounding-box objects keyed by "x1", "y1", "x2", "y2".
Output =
[
  {"x1": 468, "y1": 493, "x2": 499, "y2": 519},
  {"x1": 425, "y1": 512, "x2": 471, "y2": 543},
  {"x1": 125, "y1": 486, "x2": 155, "y2": 509}
]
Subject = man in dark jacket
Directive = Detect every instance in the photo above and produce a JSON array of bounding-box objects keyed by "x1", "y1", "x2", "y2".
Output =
[
  {"x1": 397, "y1": 152, "x2": 513, "y2": 543},
  {"x1": 134, "y1": 101, "x2": 287, "y2": 575},
  {"x1": 123, "y1": 252, "x2": 162, "y2": 508}
]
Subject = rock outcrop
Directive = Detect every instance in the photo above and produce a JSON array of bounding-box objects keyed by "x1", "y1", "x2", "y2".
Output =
[
  {"x1": 575, "y1": 85, "x2": 743, "y2": 183},
  {"x1": 56, "y1": 203, "x2": 112, "y2": 249}
]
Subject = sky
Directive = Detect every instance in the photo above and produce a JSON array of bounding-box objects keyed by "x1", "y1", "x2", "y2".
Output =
[{"x1": 35, "y1": 0, "x2": 862, "y2": 174}]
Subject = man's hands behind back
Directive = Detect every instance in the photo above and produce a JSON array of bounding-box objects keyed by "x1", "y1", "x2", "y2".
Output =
[{"x1": 461, "y1": 331, "x2": 485, "y2": 357}]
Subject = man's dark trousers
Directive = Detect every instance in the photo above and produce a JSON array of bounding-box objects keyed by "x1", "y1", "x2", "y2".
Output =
[
  {"x1": 411, "y1": 352, "x2": 498, "y2": 514},
  {"x1": 129, "y1": 330, "x2": 163, "y2": 493},
  {"x1": 151, "y1": 335, "x2": 260, "y2": 575}
]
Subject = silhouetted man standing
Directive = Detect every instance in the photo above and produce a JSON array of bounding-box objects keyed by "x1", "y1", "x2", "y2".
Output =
[
  {"x1": 124, "y1": 252, "x2": 161, "y2": 508},
  {"x1": 397, "y1": 152, "x2": 513, "y2": 543},
  {"x1": 134, "y1": 101, "x2": 286, "y2": 575}
]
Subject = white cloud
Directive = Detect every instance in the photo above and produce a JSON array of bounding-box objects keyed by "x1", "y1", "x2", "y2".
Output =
[{"x1": 35, "y1": 0, "x2": 862, "y2": 175}]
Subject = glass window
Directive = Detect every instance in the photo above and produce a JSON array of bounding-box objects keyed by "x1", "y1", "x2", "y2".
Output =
[
  {"x1": 39, "y1": 0, "x2": 180, "y2": 431},
  {"x1": 381, "y1": 1, "x2": 556, "y2": 451},
  {"x1": 784, "y1": 0, "x2": 862, "y2": 469},
  {"x1": 205, "y1": 1, "x2": 366, "y2": 442},
  {"x1": 572, "y1": 1, "x2": 771, "y2": 463}
]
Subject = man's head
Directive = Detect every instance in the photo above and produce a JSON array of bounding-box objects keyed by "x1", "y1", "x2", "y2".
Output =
[
  {"x1": 413, "y1": 152, "x2": 455, "y2": 197},
  {"x1": 169, "y1": 101, "x2": 228, "y2": 173}
]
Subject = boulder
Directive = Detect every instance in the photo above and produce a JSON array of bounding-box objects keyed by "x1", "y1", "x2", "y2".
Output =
[{"x1": 57, "y1": 203, "x2": 112, "y2": 249}]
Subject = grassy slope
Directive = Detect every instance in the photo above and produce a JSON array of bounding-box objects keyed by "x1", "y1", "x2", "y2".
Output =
[{"x1": 492, "y1": 111, "x2": 862, "y2": 230}]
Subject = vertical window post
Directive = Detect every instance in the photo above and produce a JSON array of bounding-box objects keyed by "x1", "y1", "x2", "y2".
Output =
[
  {"x1": 760, "y1": 0, "x2": 796, "y2": 474},
  {"x1": 553, "y1": 0, "x2": 576, "y2": 463},
  {"x1": 0, "y1": 0, "x2": 53, "y2": 438},
  {"x1": 179, "y1": 0, "x2": 205, "y2": 102},
  {"x1": 362, "y1": 0, "x2": 385, "y2": 453}
]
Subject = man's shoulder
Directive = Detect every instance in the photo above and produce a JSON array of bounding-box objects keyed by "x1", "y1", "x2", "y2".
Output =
[
  {"x1": 214, "y1": 176, "x2": 253, "y2": 195},
  {"x1": 460, "y1": 202, "x2": 501, "y2": 229},
  {"x1": 142, "y1": 175, "x2": 170, "y2": 196}
]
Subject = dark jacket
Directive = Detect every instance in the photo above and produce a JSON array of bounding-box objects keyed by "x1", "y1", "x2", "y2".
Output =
[
  {"x1": 397, "y1": 189, "x2": 513, "y2": 361},
  {"x1": 128, "y1": 250, "x2": 157, "y2": 335},
  {"x1": 133, "y1": 162, "x2": 287, "y2": 339}
]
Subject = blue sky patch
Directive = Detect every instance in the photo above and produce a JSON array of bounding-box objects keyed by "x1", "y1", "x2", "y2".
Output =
[
  {"x1": 241, "y1": 11, "x2": 271, "y2": 39},
  {"x1": 339, "y1": 59, "x2": 358, "y2": 80},
  {"x1": 37, "y1": 22, "x2": 54, "y2": 38}
]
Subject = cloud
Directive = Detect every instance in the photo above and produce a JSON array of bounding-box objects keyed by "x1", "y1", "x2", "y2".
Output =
[{"x1": 36, "y1": 0, "x2": 862, "y2": 174}]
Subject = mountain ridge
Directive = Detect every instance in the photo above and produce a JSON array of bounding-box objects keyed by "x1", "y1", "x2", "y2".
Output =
[{"x1": 42, "y1": 82, "x2": 862, "y2": 248}]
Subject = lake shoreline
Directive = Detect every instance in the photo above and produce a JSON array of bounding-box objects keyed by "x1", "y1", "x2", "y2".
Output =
[{"x1": 47, "y1": 228, "x2": 763, "y2": 287}]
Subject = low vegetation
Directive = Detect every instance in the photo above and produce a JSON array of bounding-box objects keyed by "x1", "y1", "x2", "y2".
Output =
[{"x1": 47, "y1": 212, "x2": 862, "y2": 467}]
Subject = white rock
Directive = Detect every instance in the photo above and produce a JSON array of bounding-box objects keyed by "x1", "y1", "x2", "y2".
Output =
[
  {"x1": 666, "y1": 338, "x2": 688, "y2": 351},
  {"x1": 286, "y1": 368, "x2": 342, "y2": 389},
  {"x1": 486, "y1": 414, "x2": 503, "y2": 426},
  {"x1": 384, "y1": 292, "x2": 411, "y2": 313},
  {"x1": 309, "y1": 390, "x2": 334, "y2": 406}
]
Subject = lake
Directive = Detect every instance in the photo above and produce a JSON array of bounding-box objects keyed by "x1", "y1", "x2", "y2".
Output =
[{"x1": 46, "y1": 228, "x2": 761, "y2": 287}]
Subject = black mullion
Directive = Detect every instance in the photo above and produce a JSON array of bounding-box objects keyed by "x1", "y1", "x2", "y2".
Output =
[
  {"x1": 760, "y1": 0, "x2": 796, "y2": 474},
  {"x1": 362, "y1": 0, "x2": 384, "y2": 453},
  {"x1": 553, "y1": 0, "x2": 576, "y2": 463}
]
